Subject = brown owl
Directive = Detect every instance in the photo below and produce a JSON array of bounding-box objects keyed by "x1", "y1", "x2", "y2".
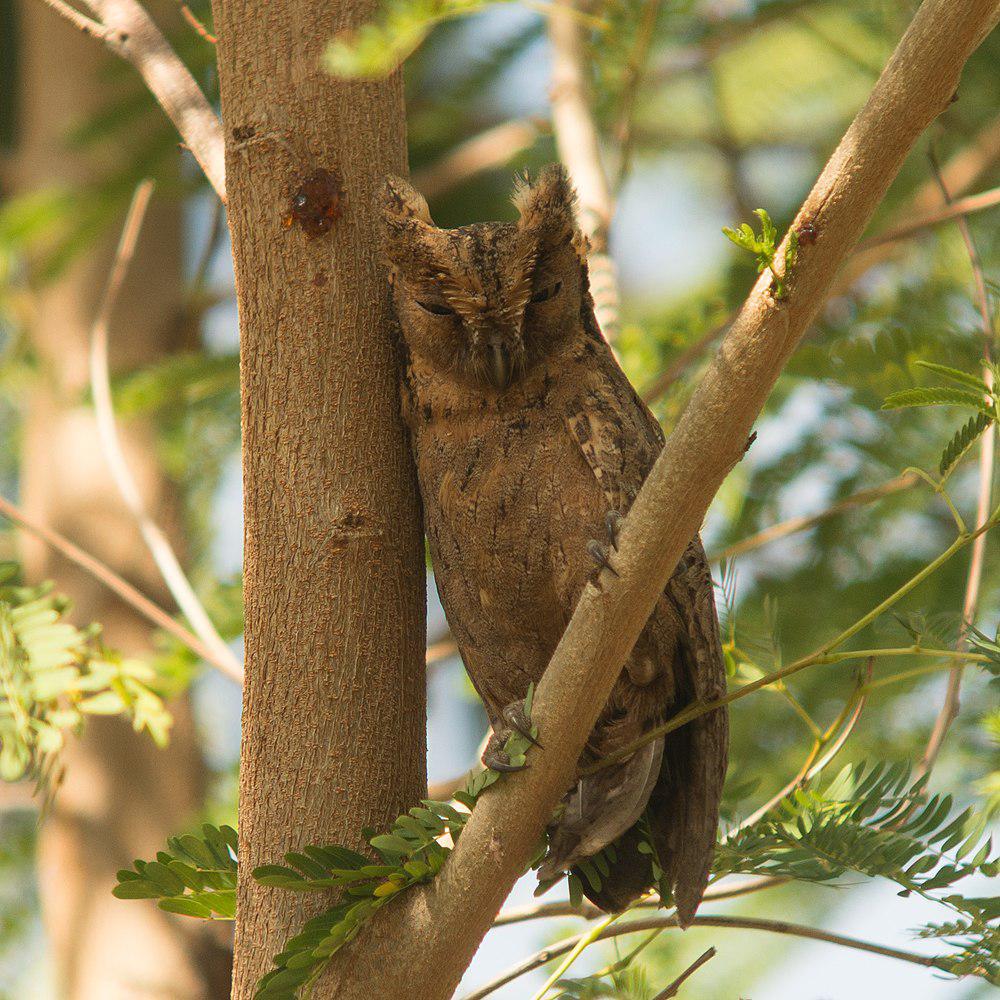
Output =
[{"x1": 380, "y1": 165, "x2": 728, "y2": 921}]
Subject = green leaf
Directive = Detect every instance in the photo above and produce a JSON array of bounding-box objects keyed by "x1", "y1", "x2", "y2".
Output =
[
  {"x1": 882, "y1": 386, "x2": 993, "y2": 413},
  {"x1": 939, "y1": 412, "x2": 993, "y2": 479},
  {"x1": 914, "y1": 361, "x2": 990, "y2": 392},
  {"x1": 158, "y1": 897, "x2": 214, "y2": 919}
]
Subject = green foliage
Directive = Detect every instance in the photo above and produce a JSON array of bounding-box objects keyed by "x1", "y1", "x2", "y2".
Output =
[
  {"x1": 553, "y1": 965, "x2": 656, "y2": 1000},
  {"x1": 112, "y1": 686, "x2": 541, "y2": 998},
  {"x1": 881, "y1": 360, "x2": 997, "y2": 488},
  {"x1": 722, "y1": 209, "x2": 798, "y2": 300},
  {"x1": 718, "y1": 761, "x2": 1000, "y2": 982},
  {"x1": 0, "y1": 563, "x2": 171, "y2": 786},
  {"x1": 917, "y1": 911, "x2": 1000, "y2": 983},
  {"x1": 112, "y1": 823, "x2": 237, "y2": 919},
  {"x1": 939, "y1": 412, "x2": 993, "y2": 479}
]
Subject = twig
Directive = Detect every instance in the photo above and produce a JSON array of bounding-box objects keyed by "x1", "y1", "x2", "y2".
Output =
[
  {"x1": 640, "y1": 318, "x2": 730, "y2": 403},
  {"x1": 708, "y1": 472, "x2": 919, "y2": 562},
  {"x1": 37, "y1": 0, "x2": 102, "y2": 34},
  {"x1": 653, "y1": 946, "x2": 716, "y2": 999},
  {"x1": 724, "y1": 659, "x2": 871, "y2": 838},
  {"x1": 856, "y1": 184, "x2": 1000, "y2": 251},
  {"x1": 323, "y1": 6, "x2": 1000, "y2": 994},
  {"x1": 530, "y1": 907, "x2": 625, "y2": 999},
  {"x1": 413, "y1": 120, "x2": 545, "y2": 200},
  {"x1": 89, "y1": 181, "x2": 243, "y2": 685},
  {"x1": 426, "y1": 635, "x2": 458, "y2": 667},
  {"x1": 585, "y1": 517, "x2": 998, "y2": 776},
  {"x1": 36, "y1": 0, "x2": 225, "y2": 200},
  {"x1": 0, "y1": 494, "x2": 232, "y2": 674},
  {"x1": 548, "y1": 0, "x2": 620, "y2": 341},
  {"x1": 613, "y1": 0, "x2": 662, "y2": 189},
  {"x1": 177, "y1": 1, "x2": 215, "y2": 43},
  {"x1": 493, "y1": 875, "x2": 785, "y2": 926},
  {"x1": 462, "y1": 912, "x2": 944, "y2": 999},
  {"x1": 917, "y1": 152, "x2": 996, "y2": 780}
]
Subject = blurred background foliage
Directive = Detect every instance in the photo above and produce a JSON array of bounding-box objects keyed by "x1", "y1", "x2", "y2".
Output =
[{"x1": 0, "y1": 0, "x2": 998, "y2": 996}]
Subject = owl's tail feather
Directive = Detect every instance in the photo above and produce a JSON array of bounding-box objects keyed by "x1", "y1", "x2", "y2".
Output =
[
  {"x1": 537, "y1": 695, "x2": 727, "y2": 921},
  {"x1": 536, "y1": 737, "x2": 663, "y2": 889}
]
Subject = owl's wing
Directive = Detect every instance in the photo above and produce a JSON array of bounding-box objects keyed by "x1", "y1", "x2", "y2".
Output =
[{"x1": 558, "y1": 377, "x2": 728, "y2": 923}]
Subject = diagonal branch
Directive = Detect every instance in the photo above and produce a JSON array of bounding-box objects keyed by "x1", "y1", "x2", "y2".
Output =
[
  {"x1": 463, "y1": 913, "x2": 944, "y2": 999},
  {"x1": 36, "y1": 0, "x2": 225, "y2": 200},
  {"x1": 708, "y1": 471, "x2": 918, "y2": 562},
  {"x1": 0, "y1": 493, "x2": 231, "y2": 673},
  {"x1": 653, "y1": 946, "x2": 716, "y2": 999},
  {"x1": 89, "y1": 181, "x2": 243, "y2": 685},
  {"x1": 325, "y1": 4, "x2": 1000, "y2": 997}
]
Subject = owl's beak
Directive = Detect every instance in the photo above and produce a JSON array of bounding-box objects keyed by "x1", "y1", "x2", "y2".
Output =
[{"x1": 487, "y1": 340, "x2": 513, "y2": 391}]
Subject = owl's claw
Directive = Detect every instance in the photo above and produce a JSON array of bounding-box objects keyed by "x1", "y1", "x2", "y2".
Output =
[
  {"x1": 502, "y1": 700, "x2": 543, "y2": 748},
  {"x1": 605, "y1": 510, "x2": 623, "y2": 551},
  {"x1": 482, "y1": 733, "x2": 529, "y2": 773},
  {"x1": 587, "y1": 539, "x2": 619, "y2": 578}
]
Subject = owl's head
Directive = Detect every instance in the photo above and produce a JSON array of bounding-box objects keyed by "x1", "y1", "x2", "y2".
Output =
[{"x1": 380, "y1": 165, "x2": 589, "y2": 393}]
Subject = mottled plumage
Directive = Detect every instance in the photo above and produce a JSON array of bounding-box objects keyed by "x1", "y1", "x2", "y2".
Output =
[{"x1": 380, "y1": 166, "x2": 728, "y2": 921}]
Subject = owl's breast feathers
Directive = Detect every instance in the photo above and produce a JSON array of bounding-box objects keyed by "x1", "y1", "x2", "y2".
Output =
[{"x1": 403, "y1": 329, "x2": 728, "y2": 920}]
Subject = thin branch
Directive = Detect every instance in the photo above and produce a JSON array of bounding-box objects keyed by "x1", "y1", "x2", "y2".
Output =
[
  {"x1": 530, "y1": 907, "x2": 624, "y2": 999},
  {"x1": 586, "y1": 519, "x2": 997, "y2": 776},
  {"x1": 177, "y1": 1, "x2": 215, "y2": 43},
  {"x1": 325, "y1": 9, "x2": 1000, "y2": 994},
  {"x1": 640, "y1": 318, "x2": 730, "y2": 403},
  {"x1": 37, "y1": 0, "x2": 103, "y2": 34},
  {"x1": 917, "y1": 153, "x2": 996, "y2": 780},
  {"x1": 653, "y1": 946, "x2": 716, "y2": 999},
  {"x1": 0, "y1": 494, "x2": 232, "y2": 674},
  {"x1": 856, "y1": 183, "x2": 1000, "y2": 251},
  {"x1": 36, "y1": 0, "x2": 225, "y2": 200},
  {"x1": 612, "y1": 0, "x2": 662, "y2": 189},
  {"x1": 88, "y1": 181, "x2": 243, "y2": 685},
  {"x1": 413, "y1": 120, "x2": 545, "y2": 201},
  {"x1": 724, "y1": 659, "x2": 871, "y2": 838},
  {"x1": 493, "y1": 876, "x2": 786, "y2": 926},
  {"x1": 548, "y1": 0, "x2": 620, "y2": 341},
  {"x1": 463, "y1": 913, "x2": 944, "y2": 999},
  {"x1": 708, "y1": 472, "x2": 919, "y2": 562}
]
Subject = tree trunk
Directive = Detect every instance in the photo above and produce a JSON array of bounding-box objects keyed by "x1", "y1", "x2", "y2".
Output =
[
  {"x1": 5, "y1": 3, "x2": 230, "y2": 996},
  {"x1": 208, "y1": 2, "x2": 426, "y2": 997}
]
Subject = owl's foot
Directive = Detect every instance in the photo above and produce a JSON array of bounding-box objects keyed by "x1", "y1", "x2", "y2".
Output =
[
  {"x1": 587, "y1": 539, "x2": 620, "y2": 578},
  {"x1": 482, "y1": 735, "x2": 528, "y2": 772},
  {"x1": 482, "y1": 697, "x2": 542, "y2": 773},
  {"x1": 605, "y1": 510, "x2": 623, "y2": 551},
  {"x1": 501, "y1": 699, "x2": 543, "y2": 748},
  {"x1": 588, "y1": 511, "x2": 624, "y2": 581}
]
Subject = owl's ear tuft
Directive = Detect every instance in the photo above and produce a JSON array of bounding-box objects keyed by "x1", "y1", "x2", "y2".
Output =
[
  {"x1": 382, "y1": 175, "x2": 434, "y2": 226},
  {"x1": 513, "y1": 164, "x2": 579, "y2": 246},
  {"x1": 380, "y1": 175, "x2": 436, "y2": 268}
]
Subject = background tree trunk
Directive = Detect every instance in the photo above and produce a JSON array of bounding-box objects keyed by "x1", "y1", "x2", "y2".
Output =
[
  {"x1": 4, "y1": 3, "x2": 231, "y2": 996},
  {"x1": 208, "y1": 2, "x2": 426, "y2": 996}
]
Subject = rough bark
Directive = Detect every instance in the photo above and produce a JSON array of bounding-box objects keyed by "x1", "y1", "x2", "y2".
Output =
[
  {"x1": 322, "y1": 2, "x2": 1000, "y2": 997},
  {"x1": 5, "y1": 3, "x2": 229, "y2": 997},
  {"x1": 207, "y1": 1, "x2": 426, "y2": 997}
]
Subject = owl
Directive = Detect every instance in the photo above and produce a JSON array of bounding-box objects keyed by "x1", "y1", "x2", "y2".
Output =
[{"x1": 380, "y1": 165, "x2": 728, "y2": 921}]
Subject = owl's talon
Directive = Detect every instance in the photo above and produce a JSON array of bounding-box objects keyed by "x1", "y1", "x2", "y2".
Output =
[
  {"x1": 482, "y1": 734, "x2": 529, "y2": 773},
  {"x1": 587, "y1": 539, "x2": 619, "y2": 577},
  {"x1": 605, "y1": 510, "x2": 623, "y2": 551},
  {"x1": 502, "y1": 700, "x2": 543, "y2": 748}
]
